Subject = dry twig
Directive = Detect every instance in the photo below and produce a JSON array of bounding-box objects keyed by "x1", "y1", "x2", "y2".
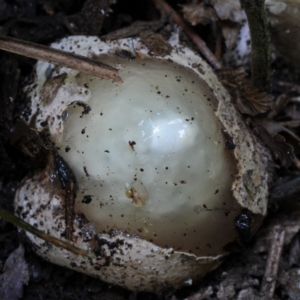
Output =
[
  {"x1": 0, "y1": 206, "x2": 94, "y2": 259},
  {"x1": 260, "y1": 225, "x2": 285, "y2": 298},
  {"x1": 152, "y1": 0, "x2": 221, "y2": 69},
  {"x1": 0, "y1": 35, "x2": 122, "y2": 82}
]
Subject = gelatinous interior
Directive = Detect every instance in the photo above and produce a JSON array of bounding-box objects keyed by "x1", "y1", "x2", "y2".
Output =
[{"x1": 59, "y1": 56, "x2": 238, "y2": 256}]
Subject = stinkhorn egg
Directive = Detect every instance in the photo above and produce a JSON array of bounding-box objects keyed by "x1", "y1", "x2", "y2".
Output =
[{"x1": 14, "y1": 36, "x2": 271, "y2": 293}]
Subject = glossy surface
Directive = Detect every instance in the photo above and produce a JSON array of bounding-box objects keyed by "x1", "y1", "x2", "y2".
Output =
[{"x1": 60, "y1": 56, "x2": 238, "y2": 256}]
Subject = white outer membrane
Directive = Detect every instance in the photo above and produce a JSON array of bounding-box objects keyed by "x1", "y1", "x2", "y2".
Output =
[{"x1": 15, "y1": 36, "x2": 271, "y2": 292}]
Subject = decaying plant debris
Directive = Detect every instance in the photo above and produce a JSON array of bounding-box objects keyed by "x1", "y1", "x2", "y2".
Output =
[{"x1": 1, "y1": 0, "x2": 300, "y2": 299}]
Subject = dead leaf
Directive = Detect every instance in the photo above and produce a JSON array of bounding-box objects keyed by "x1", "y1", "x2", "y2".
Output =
[
  {"x1": 184, "y1": 286, "x2": 213, "y2": 300},
  {"x1": 218, "y1": 68, "x2": 274, "y2": 116},
  {"x1": 271, "y1": 91, "x2": 294, "y2": 117},
  {"x1": 284, "y1": 104, "x2": 300, "y2": 121},
  {"x1": 139, "y1": 31, "x2": 172, "y2": 57},
  {"x1": 237, "y1": 288, "x2": 261, "y2": 300},
  {"x1": 102, "y1": 20, "x2": 163, "y2": 40},
  {"x1": 40, "y1": 72, "x2": 67, "y2": 105},
  {"x1": 221, "y1": 22, "x2": 240, "y2": 50},
  {"x1": 278, "y1": 268, "x2": 300, "y2": 300},
  {"x1": 289, "y1": 236, "x2": 300, "y2": 267},
  {"x1": 270, "y1": 174, "x2": 300, "y2": 203},
  {"x1": 0, "y1": 245, "x2": 29, "y2": 300},
  {"x1": 217, "y1": 280, "x2": 236, "y2": 299},
  {"x1": 181, "y1": 2, "x2": 217, "y2": 26},
  {"x1": 255, "y1": 119, "x2": 300, "y2": 143},
  {"x1": 273, "y1": 133, "x2": 295, "y2": 167},
  {"x1": 279, "y1": 120, "x2": 300, "y2": 129},
  {"x1": 211, "y1": 0, "x2": 243, "y2": 22},
  {"x1": 254, "y1": 124, "x2": 295, "y2": 168}
]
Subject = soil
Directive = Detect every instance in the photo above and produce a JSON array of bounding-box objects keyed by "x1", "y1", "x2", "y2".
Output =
[{"x1": 1, "y1": 1, "x2": 300, "y2": 299}]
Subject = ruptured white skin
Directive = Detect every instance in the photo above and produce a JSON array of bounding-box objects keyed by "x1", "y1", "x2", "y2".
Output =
[
  {"x1": 15, "y1": 36, "x2": 271, "y2": 292},
  {"x1": 223, "y1": 10, "x2": 251, "y2": 68}
]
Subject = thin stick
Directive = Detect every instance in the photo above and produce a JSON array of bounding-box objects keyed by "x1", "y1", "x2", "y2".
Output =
[
  {"x1": 0, "y1": 206, "x2": 94, "y2": 259},
  {"x1": 153, "y1": 0, "x2": 221, "y2": 70},
  {"x1": 260, "y1": 225, "x2": 285, "y2": 298},
  {"x1": 0, "y1": 35, "x2": 122, "y2": 83},
  {"x1": 214, "y1": 28, "x2": 223, "y2": 61}
]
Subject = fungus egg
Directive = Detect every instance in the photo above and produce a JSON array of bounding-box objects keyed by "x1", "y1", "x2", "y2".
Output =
[{"x1": 14, "y1": 36, "x2": 271, "y2": 293}]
